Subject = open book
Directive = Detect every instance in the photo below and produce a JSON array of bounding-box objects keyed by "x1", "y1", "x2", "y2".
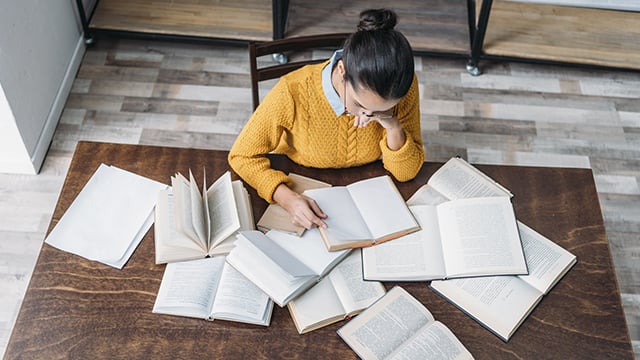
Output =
[
  {"x1": 303, "y1": 175, "x2": 420, "y2": 251},
  {"x1": 363, "y1": 196, "x2": 527, "y2": 281},
  {"x1": 225, "y1": 229, "x2": 351, "y2": 307},
  {"x1": 153, "y1": 256, "x2": 273, "y2": 326},
  {"x1": 287, "y1": 249, "x2": 386, "y2": 334},
  {"x1": 430, "y1": 222, "x2": 577, "y2": 341},
  {"x1": 362, "y1": 157, "x2": 527, "y2": 281},
  {"x1": 154, "y1": 171, "x2": 254, "y2": 264},
  {"x1": 257, "y1": 173, "x2": 331, "y2": 236},
  {"x1": 338, "y1": 286, "x2": 474, "y2": 360},
  {"x1": 407, "y1": 156, "x2": 513, "y2": 206}
]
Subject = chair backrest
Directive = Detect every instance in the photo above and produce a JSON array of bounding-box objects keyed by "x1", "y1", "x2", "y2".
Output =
[{"x1": 249, "y1": 33, "x2": 351, "y2": 110}]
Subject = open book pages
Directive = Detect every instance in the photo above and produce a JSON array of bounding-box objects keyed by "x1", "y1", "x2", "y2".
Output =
[
  {"x1": 154, "y1": 170, "x2": 254, "y2": 264},
  {"x1": 287, "y1": 249, "x2": 386, "y2": 334},
  {"x1": 362, "y1": 196, "x2": 528, "y2": 281},
  {"x1": 304, "y1": 175, "x2": 420, "y2": 251},
  {"x1": 153, "y1": 256, "x2": 273, "y2": 326},
  {"x1": 257, "y1": 173, "x2": 331, "y2": 236},
  {"x1": 225, "y1": 229, "x2": 351, "y2": 307},
  {"x1": 408, "y1": 157, "x2": 512, "y2": 206},
  {"x1": 45, "y1": 163, "x2": 168, "y2": 269},
  {"x1": 338, "y1": 286, "x2": 474, "y2": 360},
  {"x1": 430, "y1": 222, "x2": 577, "y2": 341}
]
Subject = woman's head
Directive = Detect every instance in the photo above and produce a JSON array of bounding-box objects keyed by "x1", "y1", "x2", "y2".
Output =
[{"x1": 341, "y1": 9, "x2": 415, "y2": 102}]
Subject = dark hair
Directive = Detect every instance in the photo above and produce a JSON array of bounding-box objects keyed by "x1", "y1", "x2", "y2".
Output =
[{"x1": 342, "y1": 9, "x2": 414, "y2": 100}]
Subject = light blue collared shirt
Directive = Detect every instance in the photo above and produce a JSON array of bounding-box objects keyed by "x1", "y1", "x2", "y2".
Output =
[{"x1": 321, "y1": 50, "x2": 345, "y2": 116}]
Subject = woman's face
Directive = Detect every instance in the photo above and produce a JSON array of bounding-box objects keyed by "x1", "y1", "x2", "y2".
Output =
[{"x1": 343, "y1": 80, "x2": 398, "y2": 119}]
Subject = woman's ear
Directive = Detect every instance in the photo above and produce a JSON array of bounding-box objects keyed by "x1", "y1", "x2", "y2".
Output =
[{"x1": 337, "y1": 60, "x2": 346, "y2": 80}]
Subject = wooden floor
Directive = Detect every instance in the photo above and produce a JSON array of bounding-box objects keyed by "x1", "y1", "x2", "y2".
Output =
[{"x1": 1, "y1": 36, "x2": 639, "y2": 358}]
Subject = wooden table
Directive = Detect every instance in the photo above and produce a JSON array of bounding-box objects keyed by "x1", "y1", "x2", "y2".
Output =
[{"x1": 5, "y1": 141, "x2": 633, "y2": 359}]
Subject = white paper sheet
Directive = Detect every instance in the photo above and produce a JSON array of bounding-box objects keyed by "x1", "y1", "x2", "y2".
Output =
[{"x1": 45, "y1": 164, "x2": 168, "y2": 268}]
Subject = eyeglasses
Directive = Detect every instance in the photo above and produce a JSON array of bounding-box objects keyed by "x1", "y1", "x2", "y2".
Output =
[{"x1": 343, "y1": 81, "x2": 397, "y2": 120}]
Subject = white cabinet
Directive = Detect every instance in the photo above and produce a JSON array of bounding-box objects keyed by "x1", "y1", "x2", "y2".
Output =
[{"x1": 0, "y1": 0, "x2": 85, "y2": 174}]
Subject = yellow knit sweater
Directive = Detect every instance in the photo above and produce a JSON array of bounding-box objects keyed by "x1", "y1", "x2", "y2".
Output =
[{"x1": 228, "y1": 61, "x2": 424, "y2": 203}]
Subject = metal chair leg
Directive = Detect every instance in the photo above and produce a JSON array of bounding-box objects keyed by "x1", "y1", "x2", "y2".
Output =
[{"x1": 272, "y1": 53, "x2": 288, "y2": 65}]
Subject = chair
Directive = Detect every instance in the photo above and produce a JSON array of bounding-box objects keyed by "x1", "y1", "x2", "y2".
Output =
[{"x1": 249, "y1": 33, "x2": 351, "y2": 111}]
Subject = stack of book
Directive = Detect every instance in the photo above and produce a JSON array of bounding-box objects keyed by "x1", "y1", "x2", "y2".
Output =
[
  {"x1": 47, "y1": 156, "x2": 577, "y2": 357},
  {"x1": 46, "y1": 155, "x2": 578, "y2": 358},
  {"x1": 63, "y1": 158, "x2": 577, "y2": 359},
  {"x1": 359, "y1": 157, "x2": 577, "y2": 342},
  {"x1": 241, "y1": 158, "x2": 576, "y2": 346},
  {"x1": 152, "y1": 169, "x2": 275, "y2": 326}
]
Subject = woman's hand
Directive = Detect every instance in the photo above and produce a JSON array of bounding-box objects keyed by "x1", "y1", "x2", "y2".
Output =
[
  {"x1": 352, "y1": 113, "x2": 398, "y2": 130},
  {"x1": 353, "y1": 114, "x2": 406, "y2": 151},
  {"x1": 273, "y1": 183, "x2": 328, "y2": 230}
]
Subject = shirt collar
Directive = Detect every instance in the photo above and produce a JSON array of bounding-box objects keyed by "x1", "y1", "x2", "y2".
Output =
[{"x1": 321, "y1": 50, "x2": 345, "y2": 116}]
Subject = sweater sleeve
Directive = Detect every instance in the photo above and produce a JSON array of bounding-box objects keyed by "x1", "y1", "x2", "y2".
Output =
[
  {"x1": 379, "y1": 74, "x2": 425, "y2": 182},
  {"x1": 228, "y1": 77, "x2": 295, "y2": 203}
]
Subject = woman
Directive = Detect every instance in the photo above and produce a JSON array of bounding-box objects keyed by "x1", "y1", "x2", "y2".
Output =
[{"x1": 228, "y1": 8, "x2": 424, "y2": 230}]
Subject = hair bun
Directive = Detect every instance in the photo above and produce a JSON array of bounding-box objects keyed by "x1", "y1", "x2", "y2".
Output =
[{"x1": 357, "y1": 9, "x2": 397, "y2": 32}]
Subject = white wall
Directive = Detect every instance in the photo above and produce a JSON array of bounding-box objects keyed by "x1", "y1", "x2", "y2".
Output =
[
  {"x1": 0, "y1": 84, "x2": 32, "y2": 173},
  {"x1": 0, "y1": 0, "x2": 86, "y2": 174}
]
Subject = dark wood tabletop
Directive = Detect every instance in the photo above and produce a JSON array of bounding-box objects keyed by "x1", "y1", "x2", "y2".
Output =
[{"x1": 5, "y1": 141, "x2": 633, "y2": 359}]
